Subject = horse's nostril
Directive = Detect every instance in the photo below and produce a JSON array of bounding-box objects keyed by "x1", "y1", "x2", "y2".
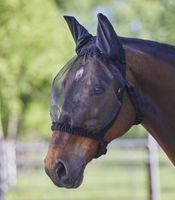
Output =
[{"x1": 56, "y1": 161, "x2": 67, "y2": 180}]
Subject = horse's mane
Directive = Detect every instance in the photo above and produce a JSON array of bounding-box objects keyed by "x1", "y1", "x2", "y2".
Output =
[{"x1": 120, "y1": 37, "x2": 175, "y2": 65}]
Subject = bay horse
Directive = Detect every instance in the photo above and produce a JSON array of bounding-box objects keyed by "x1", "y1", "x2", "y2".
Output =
[{"x1": 45, "y1": 13, "x2": 175, "y2": 188}]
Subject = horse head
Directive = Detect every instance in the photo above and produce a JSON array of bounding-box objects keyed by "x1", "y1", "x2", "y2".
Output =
[{"x1": 44, "y1": 13, "x2": 141, "y2": 188}]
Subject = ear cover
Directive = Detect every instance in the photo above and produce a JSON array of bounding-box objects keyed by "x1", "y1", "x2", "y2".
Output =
[
  {"x1": 96, "y1": 13, "x2": 122, "y2": 60},
  {"x1": 64, "y1": 16, "x2": 93, "y2": 54}
]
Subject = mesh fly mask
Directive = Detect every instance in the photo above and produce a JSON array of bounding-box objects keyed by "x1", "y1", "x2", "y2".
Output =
[{"x1": 50, "y1": 14, "x2": 143, "y2": 158}]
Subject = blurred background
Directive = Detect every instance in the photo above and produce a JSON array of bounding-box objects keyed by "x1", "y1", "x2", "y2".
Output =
[{"x1": 0, "y1": 0, "x2": 175, "y2": 199}]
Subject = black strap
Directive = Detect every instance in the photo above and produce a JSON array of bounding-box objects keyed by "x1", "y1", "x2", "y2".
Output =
[
  {"x1": 117, "y1": 42, "x2": 142, "y2": 125},
  {"x1": 51, "y1": 122, "x2": 109, "y2": 159},
  {"x1": 51, "y1": 100, "x2": 122, "y2": 141},
  {"x1": 94, "y1": 141, "x2": 108, "y2": 159},
  {"x1": 125, "y1": 81, "x2": 143, "y2": 125}
]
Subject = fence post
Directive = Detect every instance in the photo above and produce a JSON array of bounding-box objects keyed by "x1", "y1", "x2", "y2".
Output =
[
  {"x1": 0, "y1": 140, "x2": 17, "y2": 200},
  {"x1": 6, "y1": 141, "x2": 17, "y2": 187},
  {"x1": 0, "y1": 141, "x2": 6, "y2": 200},
  {"x1": 147, "y1": 134, "x2": 160, "y2": 200}
]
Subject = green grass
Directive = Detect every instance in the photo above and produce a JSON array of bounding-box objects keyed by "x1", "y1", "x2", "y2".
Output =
[{"x1": 6, "y1": 149, "x2": 175, "y2": 200}]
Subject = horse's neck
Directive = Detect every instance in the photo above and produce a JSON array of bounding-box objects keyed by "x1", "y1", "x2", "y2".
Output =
[{"x1": 123, "y1": 40, "x2": 175, "y2": 165}]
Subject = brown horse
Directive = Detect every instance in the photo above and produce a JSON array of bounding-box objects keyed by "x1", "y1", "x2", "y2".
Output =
[{"x1": 45, "y1": 13, "x2": 175, "y2": 189}]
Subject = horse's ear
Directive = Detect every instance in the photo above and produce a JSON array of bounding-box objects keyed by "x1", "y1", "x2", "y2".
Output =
[
  {"x1": 64, "y1": 16, "x2": 93, "y2": 54},
  {"x1": 96, "y1": 13, "x2": 122, "y2": 60}
]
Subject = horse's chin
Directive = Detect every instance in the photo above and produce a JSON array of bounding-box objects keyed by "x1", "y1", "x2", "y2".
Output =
[
  {"x1": 72, "y1": 172, "x2": 84, "y2": 188},
  {"x1": 51, "y1": 169, "x2": 84, "y2": 189}
]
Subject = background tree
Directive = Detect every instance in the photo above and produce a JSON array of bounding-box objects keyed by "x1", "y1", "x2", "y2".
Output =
[{"x1": 0, "y1": 0, "x2": 74, "y2": 139}]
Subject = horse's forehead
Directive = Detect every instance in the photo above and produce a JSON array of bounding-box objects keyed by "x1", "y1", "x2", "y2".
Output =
[
  {"x1": 69, "y1": 58, "x2": 103, "y2": 82},
  {"x1": 75, "y1": 67, "x2": 84, "y2": 81}
]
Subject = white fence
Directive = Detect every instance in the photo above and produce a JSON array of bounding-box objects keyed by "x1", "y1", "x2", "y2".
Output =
[{"x1": 0, "y1": 140, "x2": 16, "y2": 200}]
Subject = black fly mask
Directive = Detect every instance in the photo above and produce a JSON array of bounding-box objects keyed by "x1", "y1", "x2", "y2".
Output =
[{"x1": 50, "y1": 14, "x2": 142, "y2": 158}]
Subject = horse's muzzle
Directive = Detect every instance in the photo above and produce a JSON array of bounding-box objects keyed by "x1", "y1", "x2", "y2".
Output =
[
  {"x1": 45, "y1": 158, "x2": 85, "y2": 188},
  {"x1": 44, "y1": 130, "x2": 99, "y2": 188}
]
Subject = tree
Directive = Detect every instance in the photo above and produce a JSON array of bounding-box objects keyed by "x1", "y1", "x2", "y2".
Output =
[{"x1": 0, "y1": 0, "x2": 74, "y2": 139}]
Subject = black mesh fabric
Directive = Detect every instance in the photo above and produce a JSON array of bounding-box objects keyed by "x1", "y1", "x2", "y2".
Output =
[
  {"x1": 50, "y1": 49, "x2": 125, "y2": 135},
  {"x1": 50, "y1": 56, "x2": 77, "y2": 122}
]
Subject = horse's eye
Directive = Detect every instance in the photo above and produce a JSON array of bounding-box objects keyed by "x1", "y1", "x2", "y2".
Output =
[{"x1": 92, "y1": 86, "x2": 105, "y2": 96}]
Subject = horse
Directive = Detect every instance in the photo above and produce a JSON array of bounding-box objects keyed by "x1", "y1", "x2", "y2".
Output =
[{"x1": 44, "y1": 13, "x2": 175, "y2": 189}]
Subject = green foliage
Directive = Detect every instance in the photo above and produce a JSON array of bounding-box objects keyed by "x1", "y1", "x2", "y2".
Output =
[
  {"x1": 0, "y1": 0, "x2": 74, "y2": 139},
  {"x1": 1, "y1": 0, "x2": 175, "y2": 139}
]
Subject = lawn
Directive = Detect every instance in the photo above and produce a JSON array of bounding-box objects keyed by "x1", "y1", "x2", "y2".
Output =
[{"x1": 6, "y1": 148, "x2": 175, "y2": 200}]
